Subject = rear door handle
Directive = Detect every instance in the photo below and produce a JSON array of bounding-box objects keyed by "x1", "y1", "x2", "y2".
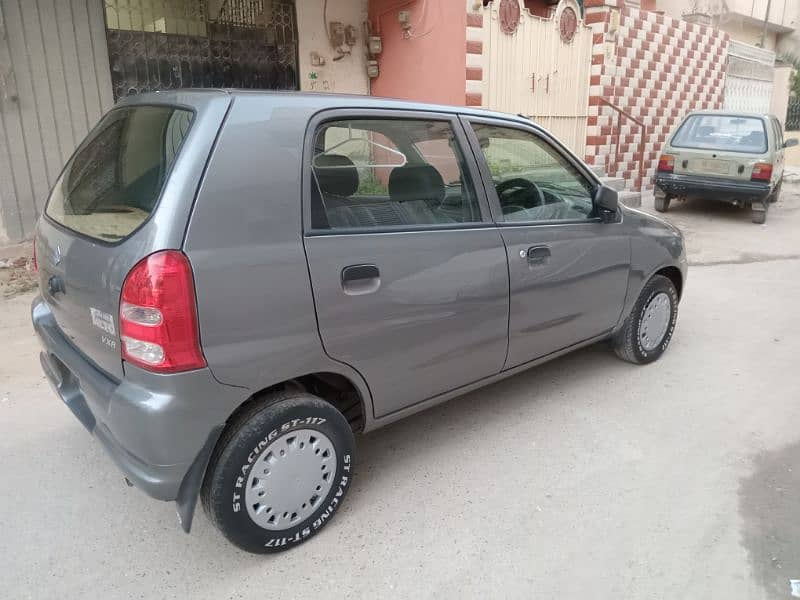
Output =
[
  {"x1": 526, "y1": 246, "x2": 551, "y2": 266},
  {"x1": 341, "y1": 264, "x2": 380, "y2": 295}
]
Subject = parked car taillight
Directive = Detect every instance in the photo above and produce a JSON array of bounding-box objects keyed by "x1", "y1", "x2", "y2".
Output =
[
  {"x1": 657, "y1": 154, "x2": 675, "y2": 173},
  {"x1": 751, "y1": 162, "x2": 773, "y2": 182},
  {"x1": 120, "y1": 251, "x2": 206, "y2": 373}
]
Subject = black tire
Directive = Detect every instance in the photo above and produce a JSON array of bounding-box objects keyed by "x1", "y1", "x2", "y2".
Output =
[
  {"x1": 752, "y1": 205, "x2": 767, "y2": 224},
  {"x1": 654, "y1": 194, "x2": 670, "y2": 212},
  {"x1": 769, "y1": 180, "x2": 782, "y2": 204},
  {"x1": 613, "y1": 274, "x2": 679, "y2": 364},
  {"x1": 201, "y1": 391, "x2": 355, "y2": 553}
]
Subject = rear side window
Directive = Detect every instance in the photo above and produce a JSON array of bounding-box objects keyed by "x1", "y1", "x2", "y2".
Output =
[
  {"x1": 46, "y1": 105, "x2": 193, "y2": 242},
  {"x1": 671, "y1": 114, "x2": 767, "y2": 154},
  {"x1": 309, "y1": 118, "x2": 482, "y2": 230}
]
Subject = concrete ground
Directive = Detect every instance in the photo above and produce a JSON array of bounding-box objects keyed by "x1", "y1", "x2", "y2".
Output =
[{"x1": 2, "y1": 186, "x2": 800, "y2": 599}]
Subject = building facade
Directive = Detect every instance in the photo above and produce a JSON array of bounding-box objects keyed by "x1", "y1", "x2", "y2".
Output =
[{"x1": 0, "y1": 0, "x2": 795, "y2": 242}]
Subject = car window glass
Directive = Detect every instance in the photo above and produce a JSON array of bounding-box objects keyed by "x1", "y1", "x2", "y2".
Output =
[
  {"x1": 773, "y1": 118, "x2": 784, "y2": 149},
  {"x1": 310, "y1": 119, "x2": 482, "y2": 230},
  {"x1": 671, "y1": 115, "x2": 767, "y2": 153},
  {"x1": 470, "y1": 123, "x2": 594, "y2": 222},
  {"x1": 45, "y1": 106, "x2": 193, "y2": 242}
]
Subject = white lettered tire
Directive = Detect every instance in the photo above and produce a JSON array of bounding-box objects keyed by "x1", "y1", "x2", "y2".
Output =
[
  {"x1": 201, "y1": 391, "x2": 355, "y2": 553},
  {"x1": 613, "y1": 274, "x2": 679, "y2": 364}
]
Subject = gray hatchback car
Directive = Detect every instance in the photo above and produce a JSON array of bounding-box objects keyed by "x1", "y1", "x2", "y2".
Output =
[{"x1": 33, "y1": 90, "x2": 686, "y2": 553}]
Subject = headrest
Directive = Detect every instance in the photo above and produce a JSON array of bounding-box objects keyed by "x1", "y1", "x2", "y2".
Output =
[
  {"x1": 388, "y1": 164, "x2": 445, "y2": 203},
  {"x1": 315, "y1": 154, "x2": 359, "y2": 197}
]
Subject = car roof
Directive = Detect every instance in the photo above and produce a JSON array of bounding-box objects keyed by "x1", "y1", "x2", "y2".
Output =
[
  {"x1": 683, "y1": 109, "x2": 777, "y2": 120},
  {"x1": 119, "y1": 88, "x2": 534, "y2": 127}
]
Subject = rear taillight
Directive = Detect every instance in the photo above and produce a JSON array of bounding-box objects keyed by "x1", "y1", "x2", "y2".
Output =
[
  {"x1": 657, "y1": 154, "x2": 675, "y2": 173},
  {"x1": 119, "y1": 250, "x2": 206, "y2": 373},
  {"x1": 32, "y1": 238, "x2": 37, "y2": 272},
  {"x1": 751, "y1": 162, "x2": 773, "y2": 182}
]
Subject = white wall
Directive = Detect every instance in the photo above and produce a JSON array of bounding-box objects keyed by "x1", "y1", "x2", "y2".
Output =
[
  {"x1": 295, "y1": 0, "x2": 369, "y2": 95},
  {"x1": 0, "y1": 0, "x2": 114, "y2": 242},
  {"x1": 655, "y1": 0, "x2": 798, "y2": 50},
  {"x1": 771, "y1": 64, "x2": 793, "y2": 126}
]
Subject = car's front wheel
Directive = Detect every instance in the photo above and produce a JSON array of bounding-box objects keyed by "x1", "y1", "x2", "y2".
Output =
[
  {"x1": 654, "y1": 194, "x2": 670, "y2": 212},
  {"x1": 201, "y1": 391, "x2": 355, "y2": 553},
  {"x1": 613, "y1": 274, "x2": 679, "y2": 364}
]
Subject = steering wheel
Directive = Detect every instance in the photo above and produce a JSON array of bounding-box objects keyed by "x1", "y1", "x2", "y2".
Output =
[{"x1": 495, "y1": 178, "x2": 544, "y2": 214}]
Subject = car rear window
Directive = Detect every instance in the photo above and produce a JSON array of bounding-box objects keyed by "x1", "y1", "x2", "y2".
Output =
[
  {"x1": 671, "y1": 114, "x2": 767, "y2": 154},
  {"x1": 45, "y1": 105, "x2": 193, "y2": 242}
]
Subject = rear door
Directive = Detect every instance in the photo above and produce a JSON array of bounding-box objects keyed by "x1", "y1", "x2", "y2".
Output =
[
  {"x1": 303, "y1": 110, "x2": 509, "y2": 418},
  {"x1": 36, "y1": 95, "x2": 229, "y2": 378},
  {"x1": 669, "y1": 113, "x2": 769, "y2": 182},
  {"x1": 771, "y1": 116, "x2": 785, "y2": 181},
  {"x1": 463, "y1": 116, "x2": 630, "y2": 368}
]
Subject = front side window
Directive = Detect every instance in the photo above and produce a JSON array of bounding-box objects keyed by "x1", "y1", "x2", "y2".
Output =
[
  {"x1": 671, "y1": 114, "x2": 768, "y2": 154},
  {"x1": 45, "y1": 105, "x2": 193, "y2": 241},
  {"x1": 470, "y1": 123, "x2": 594, "y2": 222},
  {"x1": 310, "y1": 118, "x2": 481, "y2": 230}
]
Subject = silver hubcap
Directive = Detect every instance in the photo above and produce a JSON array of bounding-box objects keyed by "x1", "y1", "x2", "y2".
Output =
[
  {"x1": 245, "y1": 429, "x2": 337, "y2": 531},
  {"x1": 639, "y1": 292, "x2": 672, "y2": 351}
]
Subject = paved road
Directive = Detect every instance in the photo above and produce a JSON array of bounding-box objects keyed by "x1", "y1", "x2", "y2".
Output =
[{"x1": 1, "y1": 188, "x2": 799, "y2": 599}]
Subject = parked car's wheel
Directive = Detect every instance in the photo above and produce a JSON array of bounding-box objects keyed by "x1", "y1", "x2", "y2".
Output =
[
  {"x1": 654, "y1": 194, "x2": 670, "y2": 212},
  {"x1": 201, "y1": 391, "x2": 355, "y2": 553},
  {"x1": 613, "y1": 274, "x2": 679, "y2": 364},
  {"x1": 769, "y1": 180, "x2": 782, "y2": 204},
  {"x1": 751, "y1": 203, "x2": 768, "y2": 224}
]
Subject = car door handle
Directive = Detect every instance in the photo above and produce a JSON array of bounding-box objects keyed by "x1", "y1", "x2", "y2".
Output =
[
  {"x1": 341, "y1": 264, "x2": 381, "y2": 295},
  {"x1": 526, "y1": 246, "x2": 551, "y2": 266}
]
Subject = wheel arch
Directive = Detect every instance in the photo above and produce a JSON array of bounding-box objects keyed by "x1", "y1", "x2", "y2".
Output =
[
  {"x1": 225, "y1": 371, "x2": 368, "y2": 435},
  {"x1": 654, "y1": 265, "x2": 683, "y2": 299}
]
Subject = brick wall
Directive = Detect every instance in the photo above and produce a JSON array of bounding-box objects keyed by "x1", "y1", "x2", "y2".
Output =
[{"x1": 583, "y1": 1, "x2": 729, "y2": 191}]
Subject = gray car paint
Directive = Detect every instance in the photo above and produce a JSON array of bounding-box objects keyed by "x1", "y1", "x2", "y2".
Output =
[
  {"x1": 33, "y1": 90, "x2": 686, "y2": 531},
  {"x1": 35, "y1": 91, "x2": 232, "y2": 380}
]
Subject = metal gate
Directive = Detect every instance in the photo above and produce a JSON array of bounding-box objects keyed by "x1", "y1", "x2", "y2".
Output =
[
  {"x1": 723, "y1": 40, "x2": 774, "y2": 115},
  {"x1": 480, "y1": 0, "x2": 592, "y2": 155},
  {"x1": 787, "y1": 97, "x2": 800, "y2": 131},
  {"x1": 104, "y1": 0, "x2": 298, "y2": 100}
]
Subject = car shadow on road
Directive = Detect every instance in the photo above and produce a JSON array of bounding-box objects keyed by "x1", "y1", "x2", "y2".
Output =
[
  {"x1": 351, "y1": 342, "x2": 618, "y2": 496},
  {"x1": 738, "y1": 440, "x2": 800, "y2": 599},
  {"x1": 664, "y1": 197, "x2": 756, "y2": 223}
]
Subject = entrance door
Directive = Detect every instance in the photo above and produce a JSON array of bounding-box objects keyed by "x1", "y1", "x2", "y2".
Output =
[
  {"x1": 304, "y1": 111, "x2": 510, "y2": 418},
  {"x1": 104, "y1": 0, "x2": 298, "y2": 100},
  {"x1": 464, "y1": 117, "x2": 630, "y2": 368}
]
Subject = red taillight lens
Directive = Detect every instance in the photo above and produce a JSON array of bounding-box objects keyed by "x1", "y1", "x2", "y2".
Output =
[
  {"x1": 120, "y1": 250, "x2": 206, "y2": 373},
  {"x1": 32, "y1": 238, "x2": 38, "y2": 272},
  {"x1": 657, "y1": 154, "x2": 675, "y2": 173},
  {"x1": 751, "y1": 162, "x2": 773, "y2": 182}
]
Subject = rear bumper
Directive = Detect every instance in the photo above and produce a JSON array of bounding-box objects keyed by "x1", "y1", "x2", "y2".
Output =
[
  {"x1": 32, "y1": 296, "x2": 243, "y2": 503},
  {"x1": 655, "y1": 173, "x2": 771, "y2": 203}
]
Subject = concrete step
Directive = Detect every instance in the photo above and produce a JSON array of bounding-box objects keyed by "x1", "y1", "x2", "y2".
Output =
[
  {"x1": 600, "y1": 176, "x2": 626, "y2": 191},
  {"x1": 589, "y1": 164, "x2": 606, "y2": 177},
  {"x1": 617, "y1": 190, "x2": 641, "y2": 208}
]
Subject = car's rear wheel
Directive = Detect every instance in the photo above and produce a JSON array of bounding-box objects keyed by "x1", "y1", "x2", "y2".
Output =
[
  {"x1": 613, "y1": 274, "x2": 679, "y2": 364},
  {"x1": 751, "y1": 202, "x2": 768, "y2": 224},
  {"x1": 769, "y1": 180, "x2": 782, "y2": 204},
  {"x1": 654, "y1": 194, "x2": 670, "y2": 212},
  {"x1": 201, "y1": 391, "x2": 355, "y2": 553}
]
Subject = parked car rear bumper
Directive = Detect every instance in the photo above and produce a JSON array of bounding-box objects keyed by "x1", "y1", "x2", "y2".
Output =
[
  {"x1": 655, "y1": 173, "x2": 771, "y2": 203},
  {"x1": 31, "y1": 296, "x2": 241, "y2": 504}
]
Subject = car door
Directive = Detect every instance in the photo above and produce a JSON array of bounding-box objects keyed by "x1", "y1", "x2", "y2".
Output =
[
  {"x1": 771, "y1": 116, "x2": 785, "y2": 181},
  {"x1": 462, "y1": 116, "x2": 631, "y2": 369},
  {"x1": 303, "y1": 110, "x2": 510, "y2": 418}
]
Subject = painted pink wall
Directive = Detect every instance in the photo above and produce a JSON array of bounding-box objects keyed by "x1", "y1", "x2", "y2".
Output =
[{"x1": 369, "y1": 0, "x2": 466, "y2": 105}]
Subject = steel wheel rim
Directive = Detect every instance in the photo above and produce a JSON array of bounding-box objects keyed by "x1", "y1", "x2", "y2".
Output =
[
  {"x1": 245, "y1": 429, "x2": 337, "y2": 530},
  {"x1": 639, "y1": 292, "x2": 671, "y2": 351}
]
